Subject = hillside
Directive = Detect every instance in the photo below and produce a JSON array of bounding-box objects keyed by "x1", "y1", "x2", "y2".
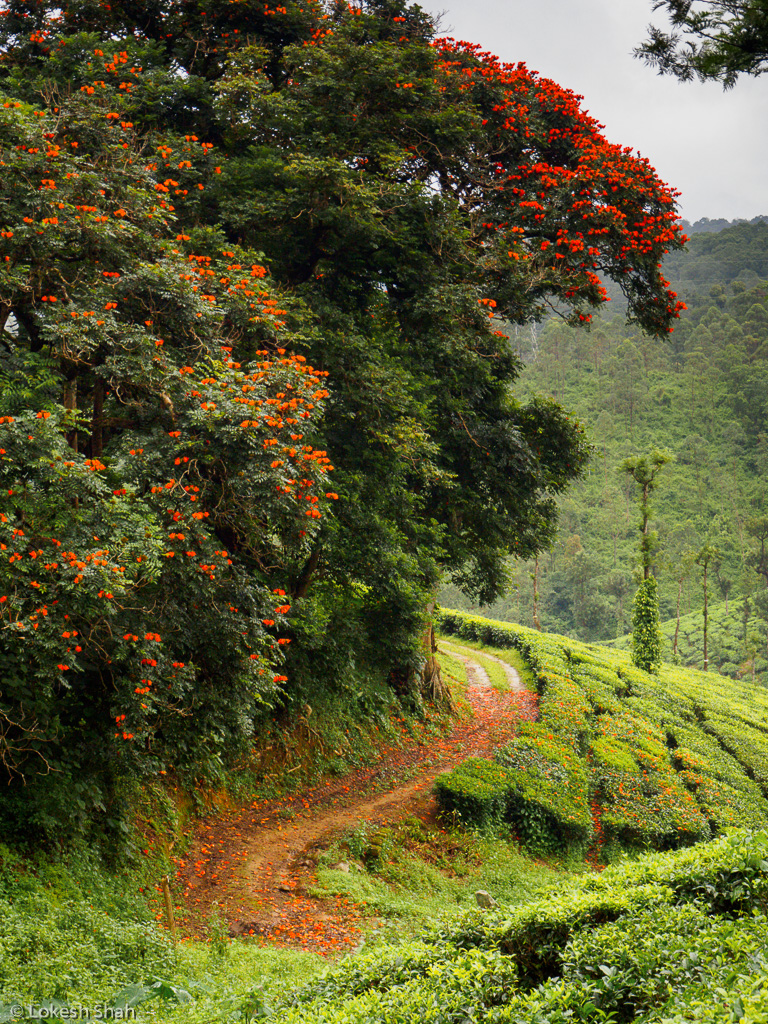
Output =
[
  {"x1": 682, "y1": 215, "x2": 768, "y2": 235},
  {"x1": 442, "y1": 219, "x2": 768, "y2": 685},
  {"x1": 610, "y1": 597, "x2": 762, "y2": 682},
  {"x1": 3, "y1": 620, "x2": 768, "y2": 1022},
  {"x1": 437, "y1": 610, "x2": 768, "y2": 856}
]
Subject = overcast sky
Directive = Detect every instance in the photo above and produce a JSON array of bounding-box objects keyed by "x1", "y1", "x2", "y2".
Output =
[{"x1": 423, "y1": 0, "x2": 768, "y2": 223}]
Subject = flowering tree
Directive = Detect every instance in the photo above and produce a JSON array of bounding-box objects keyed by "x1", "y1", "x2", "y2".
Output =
[
  {"x1": 0, "y1": 0, "x2": 688, "y2": 831},
  {"x1": 0, "y1": 94, "x2": 334, "y2": 832}
]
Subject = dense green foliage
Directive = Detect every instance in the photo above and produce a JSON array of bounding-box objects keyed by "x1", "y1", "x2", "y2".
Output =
[
  {"x1": 637, "y1": 0, "x2": 768, "y2": 86},
  {"x1": 0, "y1": 843, "x2": 177, "y2": 1006},
  {"x1": 443, "y1": 220, "x2": 768, "y2": 684},
  {"x1": 437, "y1": 610, "x2": 768, "y2": 856},
  {"x1": 631, "y1": 575, "x2": 663, "y2": 672},
  {"x1": 666, "y1": 218, "x2": 768, "y2": 285}
]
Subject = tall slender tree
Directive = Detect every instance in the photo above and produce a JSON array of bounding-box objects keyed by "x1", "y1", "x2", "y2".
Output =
[
  {"x1": 621, "y1": 450, "x2": 674, "y2": 579},
  {"x1": 622, "y1": 450, "x2": 672, "y2": 671},
  {"x1": 696, "y1": 541, "x2": 721, "y2": 670}
]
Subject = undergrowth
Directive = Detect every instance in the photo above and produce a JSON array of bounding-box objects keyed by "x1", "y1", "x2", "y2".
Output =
[
  {"x1": 266, "y1": 830, "x2": 768, "y2": 1024},
  {"x1": 308, "y1": 817, "x2": 562, "y2": 937}
]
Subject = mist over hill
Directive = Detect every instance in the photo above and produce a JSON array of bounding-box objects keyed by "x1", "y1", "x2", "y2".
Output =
[{"x1": 682, "y1": 215, "x2": 768, "y2": 234}]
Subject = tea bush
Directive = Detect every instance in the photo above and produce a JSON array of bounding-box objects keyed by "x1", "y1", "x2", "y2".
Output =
[{"x1": 432, "y1": 758, "x2": 511, "y2": 832}]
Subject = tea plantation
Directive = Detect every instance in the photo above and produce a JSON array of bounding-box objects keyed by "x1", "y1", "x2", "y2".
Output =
[
  {"x1": 5, "y1": 615, "x2": 768, "y2": 1023},
  {"x1": 435, "y1": 610, "x2": 768, "y2": 858},
  {"x1": 610, "y1": 598, "x2": 765, "y2": 684},
  {"x1": 267, "y1": 831, "x2": 768, "y2": 1023},
  {"x1": 263, "y1": 618, "x2": 768, "y2": 1024}
]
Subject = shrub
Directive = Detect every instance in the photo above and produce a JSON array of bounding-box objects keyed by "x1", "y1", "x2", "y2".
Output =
[
  {"x1": 591, "y1": 735, "x2": 639, "y2": 774},
  {"x1": 496, "y1": 730, "x2": 592, "y2": 854},
  {"x1": 433, "y1": 758, "x2": 511, "y2": 832},
  {"x1": 561, "y1": 902, "x2": 768, "y2": 1022}
]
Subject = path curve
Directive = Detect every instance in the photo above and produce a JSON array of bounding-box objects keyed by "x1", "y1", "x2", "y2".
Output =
[
  {"x1": 440, "y1": 640, "x2": 524, "y2": 692},
  {"x1": 172, "y1": 646, "x2": 537, "y2": 953}
]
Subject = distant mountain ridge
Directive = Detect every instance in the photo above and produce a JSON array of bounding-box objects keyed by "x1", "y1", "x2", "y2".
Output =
[{"x1": 682, "y1": 215, "x2": 768, "y2": 234}]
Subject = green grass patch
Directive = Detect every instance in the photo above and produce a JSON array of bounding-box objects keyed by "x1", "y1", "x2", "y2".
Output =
[
  {"x1": 307, "y1": 816, "x2": 562, "y2": 935},
  {"x1": 438, "y1": 639, "x2": 511, "y2": 692}
]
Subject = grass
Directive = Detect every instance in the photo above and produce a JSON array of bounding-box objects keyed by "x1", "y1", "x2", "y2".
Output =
[
  {"x1": 439, "y1": 636, "x2": 537, "y2": 692},
  {"x1": 433, "y1": 647, "x2": 469, "y2": 692},
  {"x1": 438, "y1": 639, "x2": 512, "y2": 692},
  {"x1": 307, "y1": 816, "x2": 565, "y2": 937}
]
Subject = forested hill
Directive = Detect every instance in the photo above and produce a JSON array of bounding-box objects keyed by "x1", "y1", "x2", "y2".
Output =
[
  {"x1": 681, "y1": 214, "x2": 768, "y2": 235},
  {"x1": 441, "y1": 219, "x2": 768, "y2": 686},
  {"x1": 666, "y1": 219, "x2": 768, "y2": 295}
]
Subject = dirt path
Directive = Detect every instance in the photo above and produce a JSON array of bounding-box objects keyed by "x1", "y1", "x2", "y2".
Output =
[
  {"x1": 440, "y1": 640, "x2": 525, "y2": 691},
  {"x1": 172, "y1": 645, "x2": 537, "y2": 954}
]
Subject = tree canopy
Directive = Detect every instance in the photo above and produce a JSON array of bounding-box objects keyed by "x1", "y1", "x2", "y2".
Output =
[
  {"x1": 0, "y1": 0, "x2": 687, "y2": 836},
  {"x1": 637, "y1": 0, "x2": 768, "y2": 86}
]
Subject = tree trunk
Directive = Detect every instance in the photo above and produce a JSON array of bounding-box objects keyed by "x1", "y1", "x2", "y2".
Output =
[
  {"x1": 417, "y1": 603, "x2": 452, "y2": 707},
  {"x1": 673, "y1": 574, "x2": 682, "y2": 658},
  {"x1": 290, "y1": 546, "x2": 321, "y2": 600},
  {"x1": 532, "y1": 556, "x2": 541, "y2": 630},
  {"x1": 702, "y1": 561, "x2": 709, "y2": 671},
  {"x1": 63, "y1": 376, "x2": 78, "y2": 452},
  {"x1": 91, "y1": 378, "x2": 105, "y2": 459},
  {"x1": 641, "y1": 483, "x2": 651, "y2": 579},
  {"x1": 419, "y1": 622, "x2": 447, "y2": 703}
]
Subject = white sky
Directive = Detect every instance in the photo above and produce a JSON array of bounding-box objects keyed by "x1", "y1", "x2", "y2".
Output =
[{"x1": 424, "y1": 0, "x2": 768, "y2": 222}]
